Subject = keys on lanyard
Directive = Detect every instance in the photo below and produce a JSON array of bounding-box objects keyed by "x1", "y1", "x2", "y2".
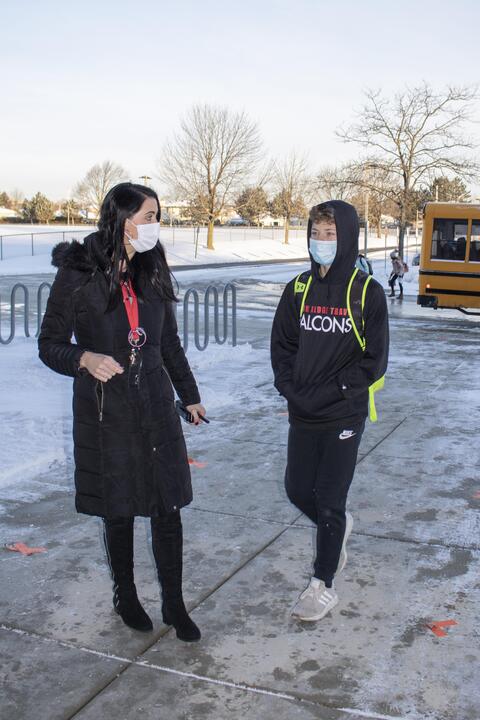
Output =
[
  {"x1": 128, "y1": 329, "x2": 146, "y2": 388},
  {"x1": 128, "y1": 346, "x2": 142, "y2": 388},
  {"x1": 121, "y1": 280, "x2": 147, "y2": 389}
]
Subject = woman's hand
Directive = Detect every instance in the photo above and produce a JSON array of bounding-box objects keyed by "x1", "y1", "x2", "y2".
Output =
[
  {"x1": 80, "y1": 352, "x2": 124, "y2": 382},
  {"x1": 186, "y1": 403, "x2": 207, "y2": 426}
]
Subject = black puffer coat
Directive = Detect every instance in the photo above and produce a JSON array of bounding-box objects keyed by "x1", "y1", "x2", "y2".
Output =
[{"x1": 38, "y1": 233, "x2": 201, "y2": 518}]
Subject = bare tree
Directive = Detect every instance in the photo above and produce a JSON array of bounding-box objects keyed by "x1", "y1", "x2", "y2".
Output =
[
  {"x1": 271, "y1": 153, "x2": 311, "y2": 244},
  {"x1": 337, "y1": 84, "x2": 480, "y2": 254},
  {"x1": 10, "y1": 189, "x2": 25, "y2": 213},
  {"x1": 317, "y1": 164, "x2": 394, "y2": 239},
  {"x1": 315, "y1": 164, "x2": 357, "y2": 202},
  {"x1": 74, "y1": 160, "x2": 128, "y2": 219},
  {"x1": 158, "y1": 104, "x2": 262, "y2": 250}
]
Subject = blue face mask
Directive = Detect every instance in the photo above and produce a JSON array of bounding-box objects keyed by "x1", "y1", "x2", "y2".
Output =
[{"x1": 309, "y1": 238, "x2": 337, "y2": 266}]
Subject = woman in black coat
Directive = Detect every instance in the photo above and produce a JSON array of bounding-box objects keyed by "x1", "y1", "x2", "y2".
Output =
[{"x1": 38, "y1": 182, "x2": 205, "y2": 641}]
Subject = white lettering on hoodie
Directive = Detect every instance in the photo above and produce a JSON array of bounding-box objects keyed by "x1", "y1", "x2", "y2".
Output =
[{"x1": 300, "y1": 314, "x2": 353, "y2": 334}]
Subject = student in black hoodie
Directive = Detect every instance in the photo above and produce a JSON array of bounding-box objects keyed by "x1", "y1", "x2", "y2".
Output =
[{"x1": 271, "y1": 201, "x2": 388, "y2": 622}]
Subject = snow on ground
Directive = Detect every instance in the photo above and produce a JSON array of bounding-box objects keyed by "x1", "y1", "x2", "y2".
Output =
[
  {"x1": 0, "y1": 339, "x2": 74, "y2": 507},
  {"x1": 0, "y1": 330, "x2": 271, "y2": 511},
  {"x1": 0, "y1": 250, "x2": 421, "y2": 511},
  {"x1": 0, "y1": 222, "x2": 412, "y2": 275},
  {"x1": 172, "y1": 255, "x2": 421, "y2": 297}
]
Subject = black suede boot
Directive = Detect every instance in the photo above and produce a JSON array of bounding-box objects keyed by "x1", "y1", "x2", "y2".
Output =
[
  {"x1": 103, "y1": 517, "x2": 153, "y2": 632},
  {"x1": 151, "y1": 512, "x2": 201, "y2": 642}
]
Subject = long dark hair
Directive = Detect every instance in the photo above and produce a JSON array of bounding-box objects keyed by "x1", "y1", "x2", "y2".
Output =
[{"x1": 96, "y1": 182, "x2": 177, "y2": 311}]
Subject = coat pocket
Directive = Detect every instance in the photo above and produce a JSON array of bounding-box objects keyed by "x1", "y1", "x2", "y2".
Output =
[{"x1": 151, "y1": 433, "x2": 193, "y2": 512}]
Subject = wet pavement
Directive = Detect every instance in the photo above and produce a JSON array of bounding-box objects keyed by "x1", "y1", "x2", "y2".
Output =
[{"x1": 1, "y1": 269, "x2": 479, "y2": 720}]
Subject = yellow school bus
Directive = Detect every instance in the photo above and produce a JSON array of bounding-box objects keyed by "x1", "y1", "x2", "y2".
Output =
[{"x1": 417, "y1": 202, "x2": 480, "y2": 314}]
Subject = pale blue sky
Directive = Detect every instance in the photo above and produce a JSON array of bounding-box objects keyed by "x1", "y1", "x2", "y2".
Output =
[{"x1": 1, "y1": 0, "x2": 479, "y2": 198}]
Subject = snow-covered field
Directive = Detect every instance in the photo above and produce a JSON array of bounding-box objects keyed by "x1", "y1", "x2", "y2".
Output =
[{"x1": 0, "y1": 222, "x2": 416, "y2": 275}]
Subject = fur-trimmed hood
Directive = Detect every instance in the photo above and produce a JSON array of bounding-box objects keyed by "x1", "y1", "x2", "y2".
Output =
[{"x1": 51, "y1": 232, "x2": 107, "y2": 272}]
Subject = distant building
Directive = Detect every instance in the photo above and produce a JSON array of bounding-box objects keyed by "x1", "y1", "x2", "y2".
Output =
[
  {"x1": 0, "y1": 207, "x2": 19, "y2": 219},
  {"x1": 159, "y1": 199, "x2": 296, "y2": 227},
  {"x1": 160, "y1": 199, "x2": 192, "y2": 224}
]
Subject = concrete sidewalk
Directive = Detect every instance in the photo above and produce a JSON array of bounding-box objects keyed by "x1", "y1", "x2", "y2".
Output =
[{"x1": 1, "y1": 297, "x2": 479, "y2": 720}]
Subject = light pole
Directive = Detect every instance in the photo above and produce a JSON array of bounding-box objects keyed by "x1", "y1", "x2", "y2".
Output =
[
  {"x1": 363, "y1": 164, "x2": 371, "y2": 256},
  {"x1": 139, "y1": 175, "x2": 152, "y2": 186},
  {"x1": 364, "y1": 190, "x2": 369, "y2": 256}
]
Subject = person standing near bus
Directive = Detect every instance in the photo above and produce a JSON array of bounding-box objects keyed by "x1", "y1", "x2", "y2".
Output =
[
  {"x1": 38, "y1": 183, "x2": 205, "y2": 642},
  {"x1": 271, "y1": 201, "x2": 389, "y2": 621},
  {"x1": 388, "y1": 250, "x2": 405, "y2": 298}
]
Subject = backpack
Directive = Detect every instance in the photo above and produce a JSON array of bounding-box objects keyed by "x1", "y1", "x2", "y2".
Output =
[
  {"x1": 356, "y1": 254, "x2": 373, "y2": 276},
  {"x1": 293, "y1": 267, "x2": 385, "y2": 422}
]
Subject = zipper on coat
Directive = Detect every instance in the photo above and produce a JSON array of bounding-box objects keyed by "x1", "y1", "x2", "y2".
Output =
[{"x1": 95, "y1": 380, "x2": 104, "y2": 422}]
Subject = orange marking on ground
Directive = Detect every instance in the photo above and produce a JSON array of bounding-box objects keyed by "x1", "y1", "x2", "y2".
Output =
[
  {"x1": 188, "y1": 457, "x2": 207, "y2": 468},
  {"x1": 426, "y1": 620, "x2": 458, "y2": 637},
  {"x1": 5, "y1": 542, "x2": 47, "y2": 556}
]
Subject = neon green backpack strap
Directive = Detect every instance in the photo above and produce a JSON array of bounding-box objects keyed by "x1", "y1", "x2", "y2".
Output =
[
  {"x1": 294, "y1": 273, "x2": 312, "y2": 317},
  {"x1": 368, "y1": 375, "x2": 385, "y2": 422},
  {"x1": 346, "y1": 268, "x2": 372, "y2": 351},
  {"x1": 346, "y1": 269, "x2": 384, "y2": 423},
  {"x1": 294, "y1": 274, "x2": 307, "y2": 293}
]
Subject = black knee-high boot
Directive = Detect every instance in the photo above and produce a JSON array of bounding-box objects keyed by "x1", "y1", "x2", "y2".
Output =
[
  {"x1": 103, "y1": 517, "x2": 153, "y2": 632},
  {"x1": 151, "y1": 512, "x2": 201, "y2": 642}
]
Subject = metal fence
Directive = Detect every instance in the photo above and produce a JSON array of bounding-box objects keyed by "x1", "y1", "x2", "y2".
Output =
[
  {"x1": 0, "y1": 282, "x2": 237, "y2": 349},
  {"x1": 0, "y1": 224, "x2": 419, "y2": 266},
  {"x1": 0, "y1": 230, "x2": 91, "y2": 261},
  {"x1": 0, "y1": 225, "x2": 307, "y2": 262}
]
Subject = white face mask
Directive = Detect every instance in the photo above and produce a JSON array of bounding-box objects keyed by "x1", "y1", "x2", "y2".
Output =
[
  {"x1": 126, "y1": 222, "x2": 160, "y2": 253},
  {"x1": 309, "y1": 238, "x2": 337, "y2": 266}
]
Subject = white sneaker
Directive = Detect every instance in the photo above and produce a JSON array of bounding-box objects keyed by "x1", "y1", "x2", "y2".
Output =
[
  {"x1": 337, "y1": 511, "x2": 353, "y2": 574},
  {"x1": 291, "y1": 578, "x2": 338, "y2": 621}
]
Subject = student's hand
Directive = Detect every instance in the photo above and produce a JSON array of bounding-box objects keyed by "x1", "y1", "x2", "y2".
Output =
[
  {"x1": 80, "y1": 352, "x2": 124, "y2": 382},
  {"x1": 186, "y1": 403, "x2": 207, "y2": 426}
]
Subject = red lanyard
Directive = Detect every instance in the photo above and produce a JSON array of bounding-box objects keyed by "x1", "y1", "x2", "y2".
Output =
[{"x1": 121, "y1": 279, "x2": 140, "y2": 344}]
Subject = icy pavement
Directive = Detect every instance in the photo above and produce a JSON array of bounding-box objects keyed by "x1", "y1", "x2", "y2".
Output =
[{"x1": 1, "y1": 271, "x2": 479, "y2": 720}]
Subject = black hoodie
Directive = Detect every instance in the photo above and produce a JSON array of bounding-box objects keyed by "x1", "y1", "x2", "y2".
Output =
[{"x1": 270, "y1": 200, "x2": 389, "y2": 428}]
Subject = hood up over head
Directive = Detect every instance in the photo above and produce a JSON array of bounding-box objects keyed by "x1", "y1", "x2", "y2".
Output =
[{"x1": 307, "y1": 200, "x2": 359, "y2": 283}]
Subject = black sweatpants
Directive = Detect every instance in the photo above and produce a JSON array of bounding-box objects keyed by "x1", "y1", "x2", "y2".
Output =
[
  {"x1": 285, "y1": 420, "x2": 365, "y2": 584},
  {"x1": 388, "y1": 273, "x2": 403, "y2": 294}
]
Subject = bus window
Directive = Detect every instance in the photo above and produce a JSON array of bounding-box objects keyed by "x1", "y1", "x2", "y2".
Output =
[
  {"x1": 469, "y1": 221, "x2": 480, "y2": 262},
  {"x1": 431, "y1": 218, "x2": 468, "y2": 261}
]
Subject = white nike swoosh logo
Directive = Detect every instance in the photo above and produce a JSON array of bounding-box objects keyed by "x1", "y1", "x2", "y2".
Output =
[{"x1": 339, "y1": 431, "x2": 356, "y2": 440}]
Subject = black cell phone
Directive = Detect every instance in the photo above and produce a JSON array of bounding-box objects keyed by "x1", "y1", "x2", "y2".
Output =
[{"x1": 175, "y1": 401, "x2": 210, "y2": 424}]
